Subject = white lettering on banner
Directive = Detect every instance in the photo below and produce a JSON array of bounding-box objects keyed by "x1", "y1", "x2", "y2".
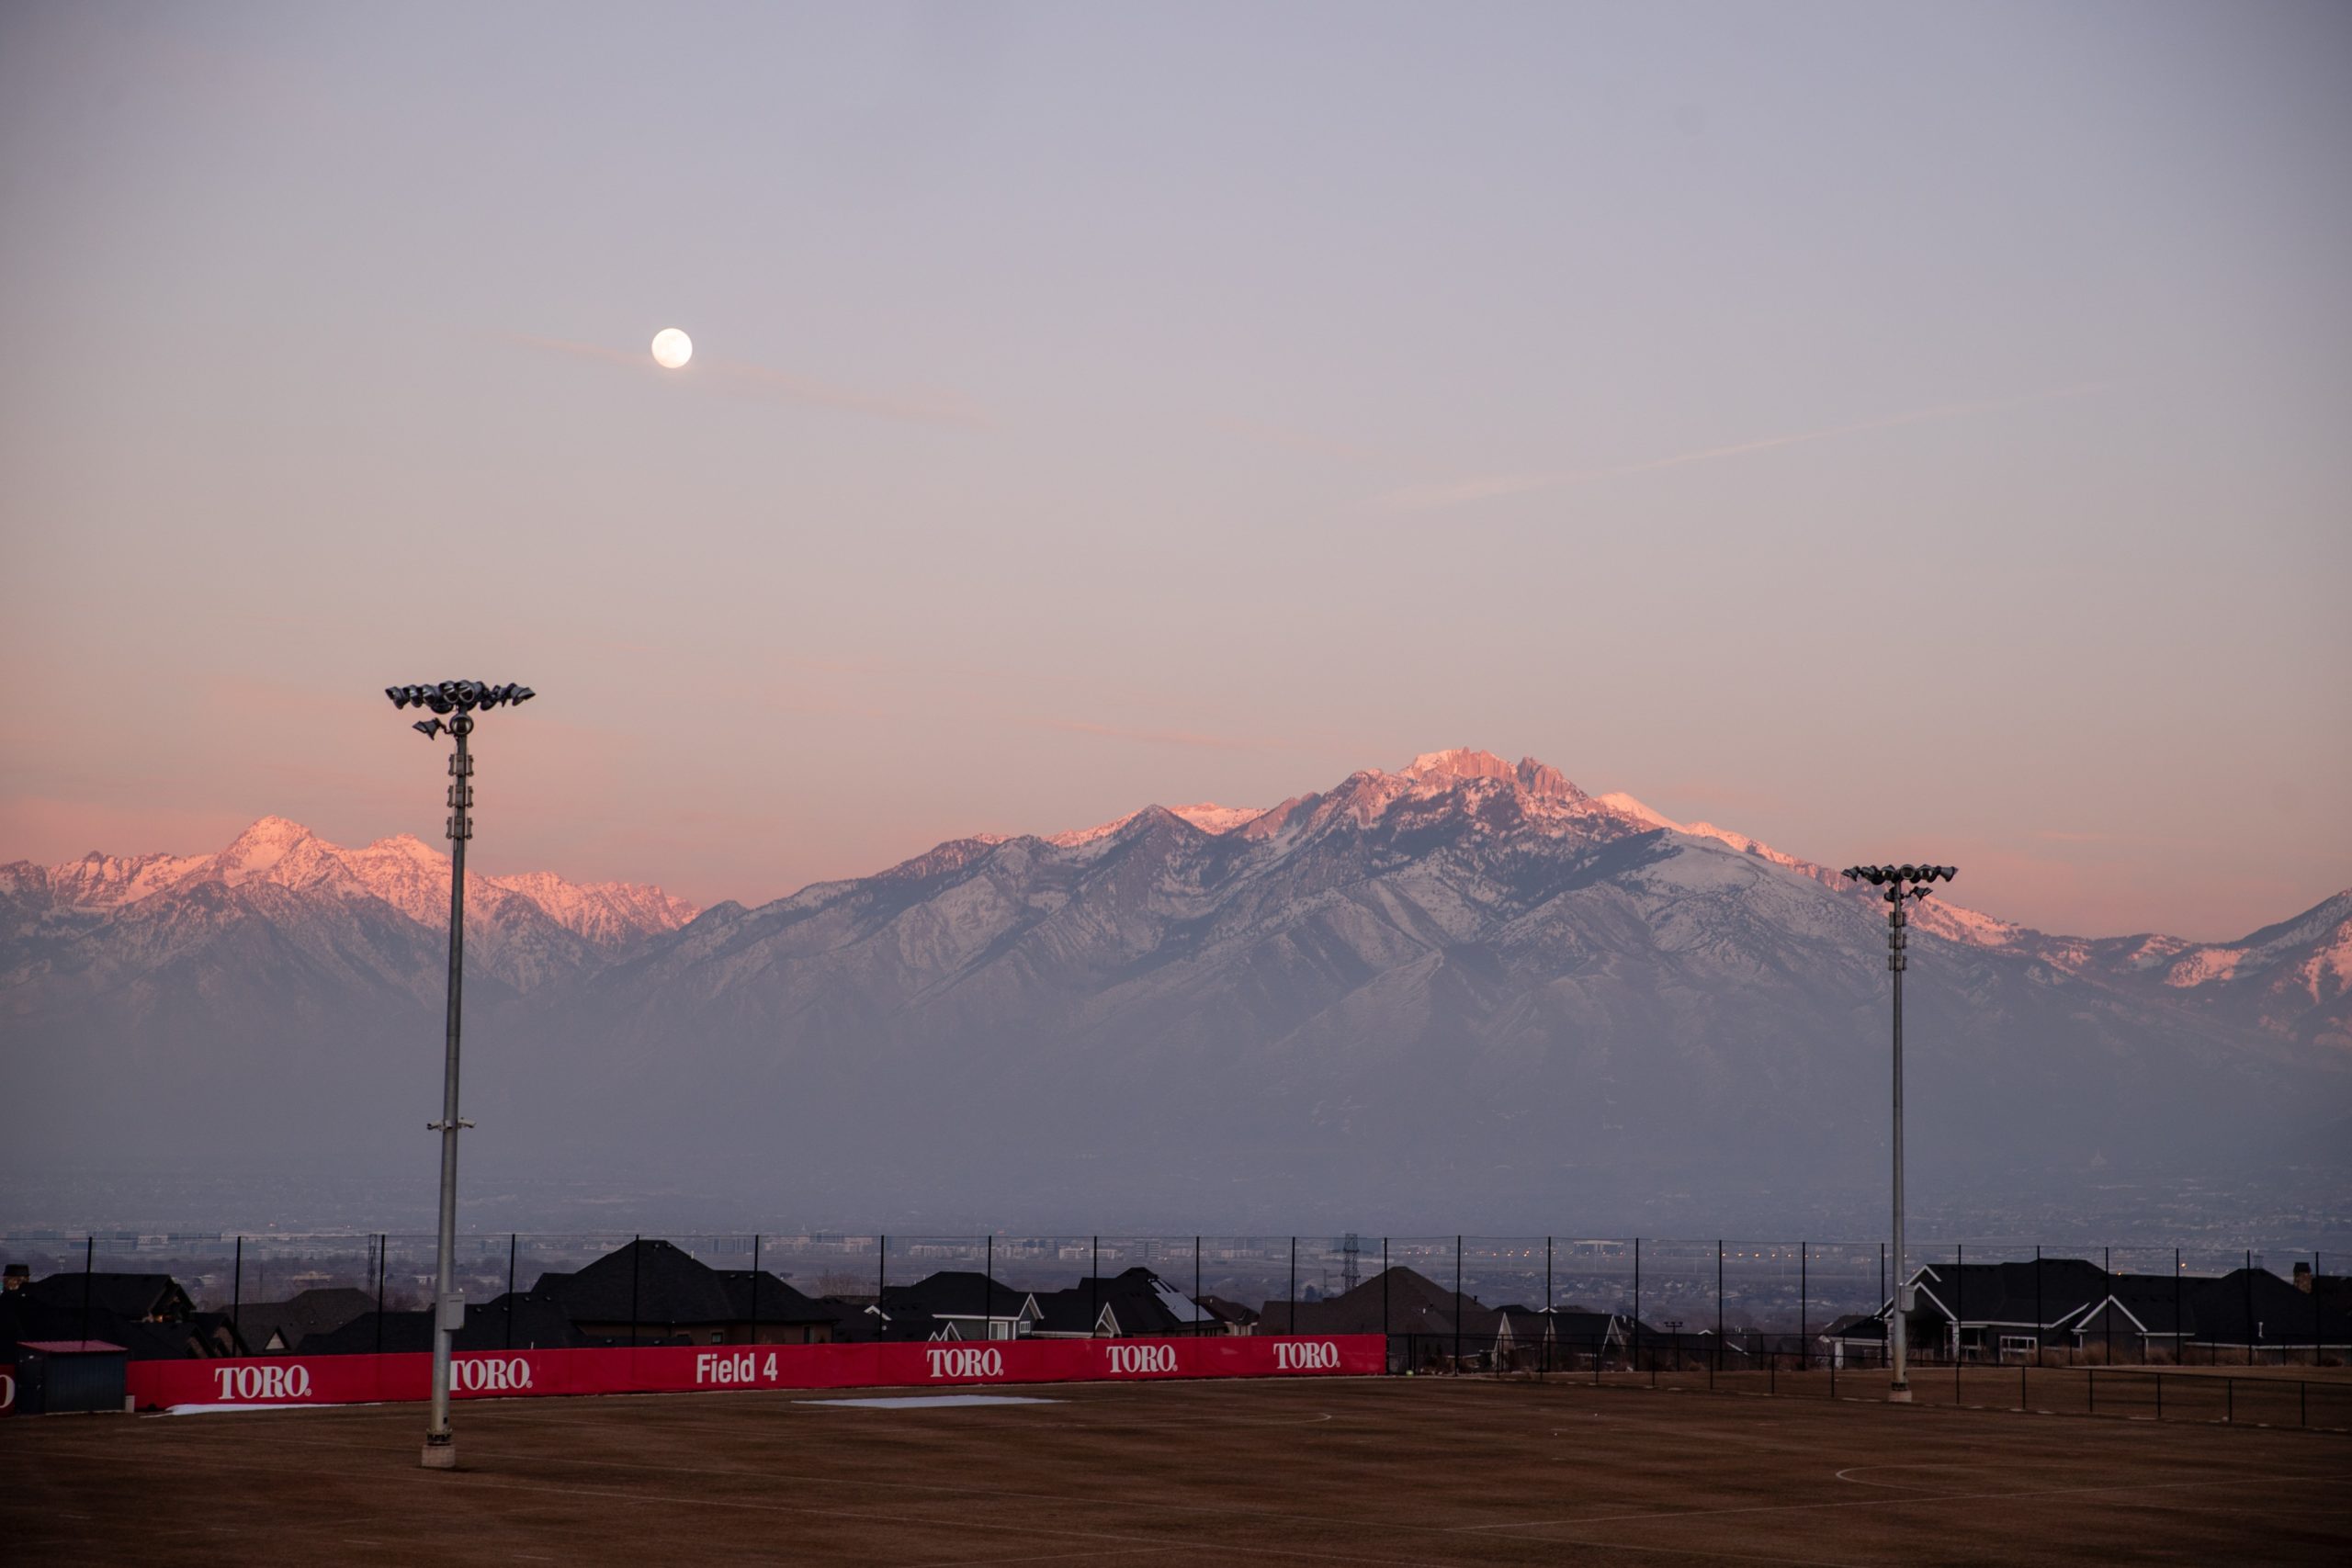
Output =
[
  {"x1": 1272, "y1": 1341, "x2": 1341, "y2": 1371},
  {"x1": 0, "y1": 1371, "x2": 14, "y2": 1413},
  {"x1": 210, "y1": 1364, "x2": 316, "y2": 1401},
  {"x1": 923, "y1": 1347, "x2": 1004, "y2": 1381},
  {"x1": 695, "y1": 1351, "x2": 760, "y2": 1386},
  {"x1": 451, "y1": 1358, "x2": 533, "y2": 1393},
  {"x1": 1103, "y1": 1343, "x2": 1179, "y2": 1375}
]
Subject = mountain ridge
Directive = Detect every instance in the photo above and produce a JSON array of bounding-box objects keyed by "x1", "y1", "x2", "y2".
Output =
[{"x1": 4, "y1": 749, "x2": 2345, "y2": 1225}]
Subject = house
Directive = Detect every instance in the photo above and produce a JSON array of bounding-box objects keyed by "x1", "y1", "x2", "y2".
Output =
[
  {"x1": 534, "y1": 1239, "x2": 842, "y2": 1346},
  {"x1": 1837, "y1": 1258, "x2": 2350, "y2": 1366},
  {"x1": 1028, "y1": 1268, "x2": 1216, "y2": 1338},
  {"x1": 300, "y1": 1291, "x2": 587, "y2": 1355},
  {"x1": 4, "y1": 1274, "x2": 241, "y2": 1361},
  {"x1": 1817, "y1": 1313, "x2": 1886, "y2": 1368},
  {"x1": 876, "y1": 1272, "x2": 1040, "y2": 1341},
  {"x1": 1498, "y1": 1304, "x2": 1637, "y2": 1359},
  {"x1": 22, "y1": 1271, "x2": 201, "y2": 1325},
  {"x1": 235, "y1": 1287, "x2": 378, "y2": 1353},
  {"x1": 1260, "y1": 1267, "x2": 1510, "y2": 1361},
  {"x1": 1196, "y1": 1295, "x2": 1259, "y2": 1336},
  {"x1": 2070, "y1": 1268, "x2": 2352, "y2": 1359},
  {"x1": 1894, "y1": 1258, "x2": 2112, "y2": 1361}
]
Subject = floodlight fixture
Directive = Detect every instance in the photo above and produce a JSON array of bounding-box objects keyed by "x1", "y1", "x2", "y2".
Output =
[
  {"x1": 381, "y1": 679, "x2": 536, "y2": 1471},
  {"x1": 1838, "y1": 858, "x2": 1958, "y2": 1403}
]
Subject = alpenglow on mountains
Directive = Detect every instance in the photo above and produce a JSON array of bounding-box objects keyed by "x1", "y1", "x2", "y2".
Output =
[{"x1": 5, "y1": 750, "x2": 2346, "y2": 1227}]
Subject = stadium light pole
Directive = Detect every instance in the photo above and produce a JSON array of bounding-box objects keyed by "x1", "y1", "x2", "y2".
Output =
[
  {"x1": 384, "y1": 680, "x2": 535, "y2": 1469},
  {"x1": 1838, "y1": 862, "x2": 1955, "y2": 1404}
]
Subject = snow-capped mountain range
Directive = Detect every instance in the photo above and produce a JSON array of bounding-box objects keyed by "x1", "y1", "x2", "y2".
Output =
[{"x1": 4, "y1": 750, "x2": 2345, "y2": 1226}]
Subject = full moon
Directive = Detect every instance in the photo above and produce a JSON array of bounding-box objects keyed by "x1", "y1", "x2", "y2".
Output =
[{"x1": 650, "y1": 328, "x2": 693, "y2": 369}]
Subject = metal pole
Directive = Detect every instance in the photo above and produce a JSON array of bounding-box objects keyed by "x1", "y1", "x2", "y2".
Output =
[
  {"x1": 1800, "y1": 1241, "x2": 1807, "y2": 1371},
  {"x1": 82, "y1": 1235, "x2": 95, "y2": 1346},
  {"x1": 1453, "y1": 1235, "x2": 1463, "y2": 1368},
  {"x1": 750, "y1": 1235, "x2": 761, "y2": 1344},
  {"x1": 375, "y1": 1235, "x2": 387, "y2": 1355},
  {"x1": 2174, "y1": 1247, "x2": 2181, "y2": 1369},
  {"x1": 1289, "y1": 1237, "x2": 1297, "y2": 1329},
  {"x1": 424, "y1": 714, "x2": 473, "y2": 1469},
  {"x1": 2035, "y1": 1246, "x2": 2043, "y2": 1370},
  {"x1": 1382, "y1": 1237, "x2": 1390, "y2": 1357},
  {"x1": 985, "y1": 1235, "x2": 993, "y2": 1335},
  {"x1": 1091, "y1": 1236, "x2": 1098, "y2": 1336},
  {"x1": 504, "y1": 1233, "x2": 517, "y2": 1350},
  {"x1": 1546, "y1": 1236, "x2": 1554, "y2": 1314},
  {"x1": 1194, "y1": 1236, "x2": 1202, "y2": 1337},
  {"x1": 1634, "y1": 1237, "x2": 1642, "y2": 1374},
  {"x1": 1889, "y1": 886, "x2": 1909, "y2": 1400},
  {"x1": 1956, "y1": 1243, "x2": 1963, "y2": 1400},
  {"x1": 629, "y1": 1235, "x2": 641, "y2": 1347},
  {"x1": 877, "y1": 1235, "x2": 886, "y2": 1303},
  {"x1": 1716, "y1": 1239, "x2": 1724, "y2": 1377},
  {"x1": 230, "y1": 1235, "x2": 242, "y2": 1349},
  {"x1": 2245, "y1": 1249, "x2": 2254, "y2": 1366},
  {"x1": 2105, "y1": 1246, "x2": 2112, "y2": 1366}
]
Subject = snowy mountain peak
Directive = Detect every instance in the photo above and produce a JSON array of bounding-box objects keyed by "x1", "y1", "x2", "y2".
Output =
[
  {"x1": 1046, "y1": 801, "x2": 1266, "y2": 848},
  {"x1": 31, "y1": 818, "x2": 695, "y2": 946}
]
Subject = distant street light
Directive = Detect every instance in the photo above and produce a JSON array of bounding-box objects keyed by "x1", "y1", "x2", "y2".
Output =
[
  {"x1": 1839, "y1": 863, "x2": 1956, "y2": 1403},
  {"x1": 384, "y1": 680, "x2": 535, "y2": 1469}
]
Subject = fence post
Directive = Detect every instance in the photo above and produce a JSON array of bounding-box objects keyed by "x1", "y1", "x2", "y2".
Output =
[
  {"x1": 1633, "y1": 1237, "x2": 1642, "y2": 1375},
  {"x1": 2245, "y1": 1249, "x2": 2254, "y2": 1368},
  {"x1": 629, "y1": 1234, "x2": 641, "y2": 1348},
  {"x1": 375, "y1": 1234, "x2": 388, "y2": 1355},
  {"x1": 2035, "y1": 1246, "x2": 2043, "y2": 1370},
  {"x1": 2105, "y1": 1245, "x2": 2113, "y2": 1367},
  {"x1": 1546, "y1": 1235, "x2": 1553, "y2": 1314},
  {"x1": 750, "y1": 1234, "x2": 761, "y2": 1345},
  {"x1": 1381, "y1": 1238, "x2": 1390, "y2": 1348},
  {"x1": 1289, "y1": 1237, "x2": 1297, "y2": 1334},
  {"x1": 229, "y1": 1235, "x2": 242, "y2": 1348},
  {"x1": 2173, "y1": 1247, "x2": 2182, "y2": 1370},
  {"x1": 1956, "y1": 1242, "x2": 1964, "y2": 1401},
  {"x1": 505, "y1": 1233, "x2": 518, "y2": 1350},
  {"x1": 1194, "y1": 1236, "x2": 1203, "y2": 1337},
  {"x1": 1800, "y1": 1241, "x2": 1808, "y2": 1372},
  {"x1": 1090, "y1": 1236, "x2": 1099, "y2": 1336},
  {"x1": 82, "y1": 1235, "x2": 96, "y2": 1346},
  {"x1": 1453, "y1": 1235, "x2": 1463, "y2": 1370},
  {"x1": 985, "y1": 1234, "x2": 994, "y2": 1335},
  {"x1": 877, "y1": 1235, "x2": 887, "y2": 1305}
]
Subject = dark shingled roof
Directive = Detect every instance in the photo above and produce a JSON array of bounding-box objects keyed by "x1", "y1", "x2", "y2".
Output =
[
  {"x1": 22, "y1": 1271, "x2": 196, "y2": 1324},
  {"x1": 1260, "y1": 1267, "x2": 1503, "y2": 1340},
  {"x1": 300, "y1": 1292, "x2": 588, "y2": 1355},
  {"x1": 534, "y1": 1239, "x2": 835, "y2": 1329}
]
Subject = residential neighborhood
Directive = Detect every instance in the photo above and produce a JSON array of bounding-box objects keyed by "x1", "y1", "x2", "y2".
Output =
[{"x1": 5, "y1": 1245, "x2": 2346, "y2": 1381}]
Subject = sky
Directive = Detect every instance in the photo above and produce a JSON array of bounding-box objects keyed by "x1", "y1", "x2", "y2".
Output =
[{"x1": 1, "y1": 0, "x2": 2346, "y2": 942}]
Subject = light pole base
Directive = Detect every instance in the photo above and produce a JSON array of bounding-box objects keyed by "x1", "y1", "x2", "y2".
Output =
[
  {"x1": 1887, "y1": 1386, "x2": 1912, "y2": 1404},
  {"x1": 421, "y1": 1436, "x2": 458, "y2": 1470}
]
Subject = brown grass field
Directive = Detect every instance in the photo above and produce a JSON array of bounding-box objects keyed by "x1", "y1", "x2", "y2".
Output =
[{"x1": 5, "y1": 1374, "x2": 2347, "y2": 1566}]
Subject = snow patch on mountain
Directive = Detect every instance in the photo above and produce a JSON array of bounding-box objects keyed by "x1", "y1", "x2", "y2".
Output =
[{"x1": 28, "y1": 819, "x2": 695, "y2": 945}]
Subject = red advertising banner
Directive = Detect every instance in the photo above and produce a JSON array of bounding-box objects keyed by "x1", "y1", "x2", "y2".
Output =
[{"x1": 123, "y1": 1334, "x2": 1381, "y2": 1412}]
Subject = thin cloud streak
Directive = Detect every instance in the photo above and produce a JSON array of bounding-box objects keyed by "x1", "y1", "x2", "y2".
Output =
[
  {"x1": 1374, "y1": 380, "x2": 2120, "y2": 512},
  {"x1": 500, "y1": 333, "x2": 989, "y2": 431}
]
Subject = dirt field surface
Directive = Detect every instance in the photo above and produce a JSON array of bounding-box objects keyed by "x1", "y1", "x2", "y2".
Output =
[{"x1": 6, "y1": 1376, "x2": 2347, "y2": 1566}]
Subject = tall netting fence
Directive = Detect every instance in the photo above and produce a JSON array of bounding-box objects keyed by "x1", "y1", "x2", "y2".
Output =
[{"x1": 1, "y1": 1229, "x2": 2340, "y2": 1427}]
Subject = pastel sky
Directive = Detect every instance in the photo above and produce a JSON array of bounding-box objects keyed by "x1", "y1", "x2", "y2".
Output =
[{"x1": 2, "y1": 1, "x2": 2346, "y2": 942}]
